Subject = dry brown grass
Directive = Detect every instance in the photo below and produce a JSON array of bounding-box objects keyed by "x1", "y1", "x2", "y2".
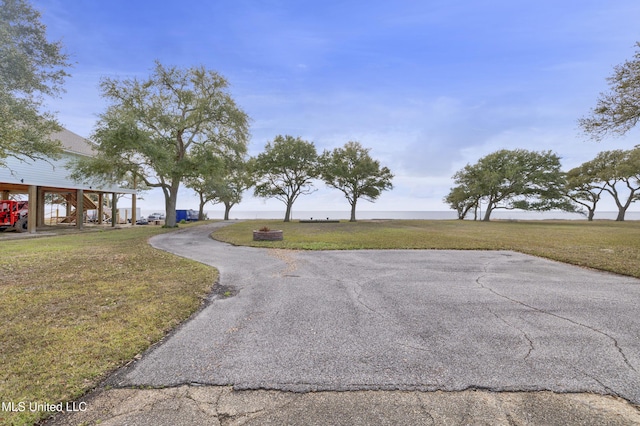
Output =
[{"x1": 0, "y1": 224, "x2": 216, "y2": 425}]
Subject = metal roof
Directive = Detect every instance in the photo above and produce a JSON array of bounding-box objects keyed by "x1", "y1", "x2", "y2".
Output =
[{"x1": 51, "y1": 128, "x2": 97, "y2": 157}]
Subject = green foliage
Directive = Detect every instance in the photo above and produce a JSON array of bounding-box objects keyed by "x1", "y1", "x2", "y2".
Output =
[
  {"x1": 573, "y1": 147, "x2": 640, "y2": 221},
  {"x1": 444, "y1": 185, "x2": 480, "y2": 220},
  {"x1": 185, "y1": 153, "x2": 253, "y2": 220},
  {"x1": 564, "y1": 163, "x2": 606, "y2": 221},
  {"x1": 253, "y1": 135, "x2": 319, "y2": 222},
  {"x1": 579, "y1": 42, "x2": 640, "y2": 141},
  {"x1": 0, "y1": 0, "x2": 71, "y2": 165},
  {"x1": 72, "y1": 61, "x2": 250, "y2": 227},
  {"x1": 318, "y1": 141, "x2": 393, "y2": 221},
  {"x1": 447, "y1": 149, "x2": 574, "y2": 221}
]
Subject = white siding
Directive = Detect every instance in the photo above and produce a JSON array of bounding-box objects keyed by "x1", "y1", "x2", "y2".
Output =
[{"x1": 1, "y1": 154, "x2": 135, "y2": 194}]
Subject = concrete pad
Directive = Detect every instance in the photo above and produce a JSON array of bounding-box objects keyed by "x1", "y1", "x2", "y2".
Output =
[{"x1": 46, "y1": 386, "x2": 640, "y2": 425}]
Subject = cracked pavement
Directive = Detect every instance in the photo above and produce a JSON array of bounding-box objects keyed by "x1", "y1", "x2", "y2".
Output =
[{"x1": 46, "y1": 221, "x2": 640, "y2": 425}]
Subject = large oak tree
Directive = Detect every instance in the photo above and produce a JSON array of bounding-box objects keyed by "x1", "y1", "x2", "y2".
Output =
[
  {"x1": 447, "y1": 149, "x2": 573, "y2": 221},
  {"x1": 252, "y1": 135, "x2": 318, "y2": 222},
  {"x1": 319, "y1": 141, "x2": 393, "y2": 222},
  {"x1": 564, "y1": 164, "x2": 606, "y2": 221},
  {"x1": 73, "y1": 62, "x2": 249, "y2": 227},
  {"x1": 185, "y1": 152, "x2": 253, "y2": 221},
  {"x1": 576, "y1": 148, "x2": 640, "y2": 221}
]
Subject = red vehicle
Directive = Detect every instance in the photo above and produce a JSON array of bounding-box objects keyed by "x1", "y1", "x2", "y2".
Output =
[{"x1": 0, "y1": 200, "x2": 28, "y2": 232}]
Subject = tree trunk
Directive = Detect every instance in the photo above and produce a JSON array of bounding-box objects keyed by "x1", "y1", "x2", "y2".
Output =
[
  {"x1": 587, "y1": 209, "x2": 594, "y2": 221},
  {"x1": 198, "y1": 193, "x2": 206, "y2": 221},
  {"x1": 284, "y1": 201, "x2": 292, "y2": 222},
  {"x1": 350, "y1": 200, "x2": 357, "y2": 222},
  {"x1": 482, "y1": 204, "x2": 493, "y2": 221},
  {"x1": 224, "y1": 202, "x2": 233, "y2": 220},
  {"x1": 164, "y1": 181, "x2": 180, "y2": 227},
  {"x1": 608, "y1": 183, "x2": 634, "y2": 222},
  {"x1": 614, "y1": 194, "x2": 630, "y2": 222}
]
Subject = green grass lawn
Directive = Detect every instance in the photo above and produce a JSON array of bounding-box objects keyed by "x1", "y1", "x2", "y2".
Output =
[
  {"x1": 212, "y1": 219, "x2": 640, "y2": 278},
  {"x1": 0, "y1": 224, "x2": 216, "y2": 426}
]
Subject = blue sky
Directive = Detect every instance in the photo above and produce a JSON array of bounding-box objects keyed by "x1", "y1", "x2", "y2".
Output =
[{"x1": 35, "y1": 0, "x2": 640, "y2": 213}]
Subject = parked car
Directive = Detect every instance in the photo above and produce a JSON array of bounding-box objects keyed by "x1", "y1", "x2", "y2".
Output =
[
  {"x1": 147, "y1": 213, "x2": 165, "y2": 221},
  {"x1": 136, "y1": 217, "x2": 149, "y2": 225}
]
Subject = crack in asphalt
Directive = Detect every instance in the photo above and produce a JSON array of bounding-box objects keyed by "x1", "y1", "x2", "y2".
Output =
[
  {"x1": 475, "y1": 263, "x2": 638, "y2": 375},
  {"x1": 349, "y1": 278, "x2": 387, "y2": 320},
  {"x1": 231, "y1": 381, "x2": 450, "y2": 392},
  {"x1": 345, "y1": 275, "x2": 436, "y2": 355},
  {"x1": 569, "y1": 365, "x2": 618, "y2": 396},
  {"x1": 486, "y1": 306, "x2": 535, "y2": 360}
]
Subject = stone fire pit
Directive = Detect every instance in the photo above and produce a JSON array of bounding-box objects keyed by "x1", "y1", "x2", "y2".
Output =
[{"x1": 253, "y1": 229, "x2": 283, "y2": 241}]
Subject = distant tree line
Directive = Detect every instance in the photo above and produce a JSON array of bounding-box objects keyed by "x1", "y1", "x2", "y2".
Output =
[
  {"x1": 252, "y1": 136, "x2": 393, "y2": 222},
  {"x1": 445, "y1": 147, "x2": 640, "y2": 221},
  {"x1": 70, "y1": 63, "x2": 393, "y2": 226}
]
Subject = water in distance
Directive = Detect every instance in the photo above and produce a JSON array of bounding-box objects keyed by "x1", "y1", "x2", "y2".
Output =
[{"x1": 206, "y1": 210, "x2": 640, "y2": 221}]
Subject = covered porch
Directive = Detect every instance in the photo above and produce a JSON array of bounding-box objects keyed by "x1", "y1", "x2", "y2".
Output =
[
  {"x1": 0, "y1": 182, "x2": 136, "y2": 234},
  {"x1": 0, "y1": 128, "x2": 137, "y2": 234}
]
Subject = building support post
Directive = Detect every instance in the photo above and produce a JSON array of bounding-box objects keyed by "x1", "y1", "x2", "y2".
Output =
[
  {"x1": 131, "y1": 175, "x2": 137, "y2": 226},
  {"x1": 131, "y1": 194, "x2": 137, "y2": 226},
  {"x1": 76, "y1": 189, "x2": 84, "y2": 230},
  {"x1": 27, "y1": 185, "x2": 37, "y2": 234},
  {"x1": 37, "y1": 187, "x2": 45, "y2": 227},
  {"x1": 111, "y1": 193, "x2": 117, "y2": 228},
  {"x1": 98, "y1": 193, "x2": 104, "y2": 225}
]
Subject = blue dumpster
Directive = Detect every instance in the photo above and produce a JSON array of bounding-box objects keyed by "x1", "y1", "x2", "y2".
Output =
[{"x1": 176, "y1": 209, "x2": 199, "y2": 222}]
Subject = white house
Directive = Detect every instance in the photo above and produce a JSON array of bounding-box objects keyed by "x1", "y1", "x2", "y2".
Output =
[{"x1": 0, "y1": 128, "x2": 135, "y2": 233}]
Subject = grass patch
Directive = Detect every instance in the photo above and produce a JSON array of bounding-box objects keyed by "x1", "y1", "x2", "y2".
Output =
[
  {"x1": 213, "y1": 219, "x2": 640, "y2": 278},
  {"x1": 0, "y1": 223, "x2": 216, "y2": 425}
]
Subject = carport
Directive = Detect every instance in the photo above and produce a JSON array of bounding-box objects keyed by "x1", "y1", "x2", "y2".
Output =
[{"x1": 0, "y1": 128, "x2": 136, "y2": 233}]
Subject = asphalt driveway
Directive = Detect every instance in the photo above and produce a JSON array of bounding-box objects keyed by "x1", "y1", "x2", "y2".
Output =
[{"x1": 108, "y1": 221, "x2": 640, "y2": 405}]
